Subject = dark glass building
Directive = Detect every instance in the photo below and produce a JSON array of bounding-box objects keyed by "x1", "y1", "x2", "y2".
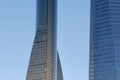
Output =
[
  {"x1": 26, "y1": 0, "x2": 63, "y2": 80},
  {"x1": 89, "y1": 0, "x2": 120, "y2": 80}
]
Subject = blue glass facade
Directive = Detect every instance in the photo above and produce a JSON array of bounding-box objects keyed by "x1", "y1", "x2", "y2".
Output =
[
  {"x1": 90, "y1": 0, "x2": 120, "y2": 80},
  {"x1": 26, "y1": 0, "x2": 63, "y2": 80}
]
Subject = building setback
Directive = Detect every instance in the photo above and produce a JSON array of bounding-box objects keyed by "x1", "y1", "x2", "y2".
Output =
[
  {"x1": 89, "y1": 0, "x2": 120, "y2": 80},
  {"x1": 26, "y1": 0, "x2": 63, "y2": 80}
]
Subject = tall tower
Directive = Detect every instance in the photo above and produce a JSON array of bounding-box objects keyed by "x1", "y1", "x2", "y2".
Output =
[
  {"x1": 90, "y1": 0, "x2": 120, "y2": 80},
  {"x1": 26, "y1": 0, "x2": 63, "y2": 80}
]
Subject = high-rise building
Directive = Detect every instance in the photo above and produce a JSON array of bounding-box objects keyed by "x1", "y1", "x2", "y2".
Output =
[
  {"x1": 26, "y1": 0, "x2": 63, "y2": 80},
  {"x1": 89, "y1": 0, "x2": 120, "y2": 80}
]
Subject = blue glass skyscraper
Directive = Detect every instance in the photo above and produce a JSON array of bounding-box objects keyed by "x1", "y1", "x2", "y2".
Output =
[
  {"x1": 89, "y1": 0, "x2": 120, "y2": 80},
  {"x1": 26, "y1": 0, "x2": 63, "y2": 80}
]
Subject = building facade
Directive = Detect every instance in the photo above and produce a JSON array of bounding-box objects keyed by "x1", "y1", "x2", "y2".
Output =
[
  {"x1": 26, "y1": 0, "x2": 63, "y2": 80},
  {"x1": 89, "y1": 0, "x2": 120, "y2": 80}
]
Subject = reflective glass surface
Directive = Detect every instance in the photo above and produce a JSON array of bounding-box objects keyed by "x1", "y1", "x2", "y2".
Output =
[
  {"x1": 90, "y1": 0, "x2": 120, "y2": 80},
  {"x1": 26, "y1": 0, "x2": 63, "y2": 80}
]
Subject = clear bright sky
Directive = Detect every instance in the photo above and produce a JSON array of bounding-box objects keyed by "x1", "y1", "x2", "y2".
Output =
[{"x1": 0, "y1": 0, "x2": 90, "y2": 80}]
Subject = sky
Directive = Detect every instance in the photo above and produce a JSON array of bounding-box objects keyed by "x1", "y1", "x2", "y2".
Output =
[{"x1": 0, "y1": 0, "x2": 90, "y2": 80}]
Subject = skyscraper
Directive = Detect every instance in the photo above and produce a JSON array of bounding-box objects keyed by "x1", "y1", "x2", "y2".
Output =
[
  {"x1": 26, "y1": 0, "x2": 63, "y2": 80},
  {"x1": 89, "y1": 0, "x2": 120, "y2": 80}
]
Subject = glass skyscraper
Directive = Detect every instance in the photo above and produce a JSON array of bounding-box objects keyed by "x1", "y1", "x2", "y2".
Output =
[
  {"x1": 26, "y1": 0, "x2": 63, "y2": 80},
  {"x1": 89, "y1": 0, "x2": 120, "y2": 80}
]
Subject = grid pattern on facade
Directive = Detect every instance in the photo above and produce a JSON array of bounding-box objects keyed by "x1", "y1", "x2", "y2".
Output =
[
  {"x1": 26, "y1": 0, "x2": 63, "y2": 80},
  {"x1": 90, "y1": 0, "x2": 120, "y2": 80}
]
